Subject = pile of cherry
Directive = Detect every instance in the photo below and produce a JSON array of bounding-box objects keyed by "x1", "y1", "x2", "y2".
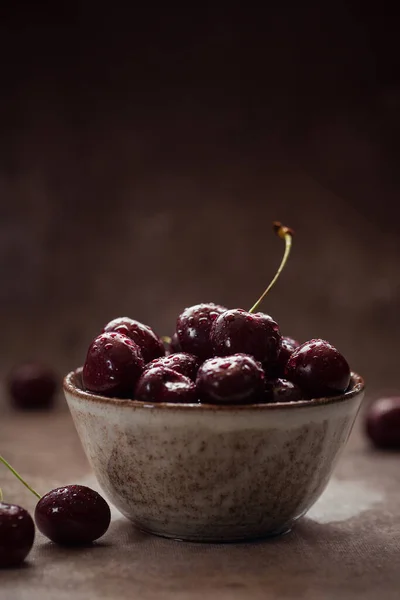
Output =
[
  {"x1": 83, "y1": 311, "x2": 352, "y2": 405},
  {"x1": 82, "y1": 223, "x2": 351, "y2": 405}
]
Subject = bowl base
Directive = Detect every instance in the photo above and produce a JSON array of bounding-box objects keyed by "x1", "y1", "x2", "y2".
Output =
[{"x1": 134, "y1": 523, "x2": 293, "y2": 543}]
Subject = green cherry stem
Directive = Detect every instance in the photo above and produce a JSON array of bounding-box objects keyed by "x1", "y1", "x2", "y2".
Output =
[
  {"x1": 0, "y1": 487, "x2": 3, "y2": 502},
  {"x1": 249, "y1": 222, "x2": 294, "y2": 314},
  {"x1": 0, "y1": 455, "x2": 41, "y2": 500}
]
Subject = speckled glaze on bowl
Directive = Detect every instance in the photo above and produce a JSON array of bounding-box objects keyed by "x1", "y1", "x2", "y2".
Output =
[{"x1": 64, "y1": 369, "x2": 364, "y2": 542}]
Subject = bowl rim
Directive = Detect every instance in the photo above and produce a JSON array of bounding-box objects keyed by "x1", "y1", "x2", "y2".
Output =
[{"x1": 63, "y1": 368, "x2": 365, "y2": 411}]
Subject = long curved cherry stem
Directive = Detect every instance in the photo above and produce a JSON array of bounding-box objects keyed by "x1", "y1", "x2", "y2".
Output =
[
  {"x1": 249, "y1": 222, "x2": 294, "y2": 314},
  {"x1": 0, "y1": 455, "x2": 41, "y2": 500}
]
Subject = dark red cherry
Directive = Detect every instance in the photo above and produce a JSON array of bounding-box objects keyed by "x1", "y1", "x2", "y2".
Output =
[
  {"x1": 264, "y1": 378, "x2": 303, "y2": 403},
  {"x1": 211, "y1": 309, "x2": 281, "y2": 367},
  {"x1": 0, "y1": 503, "x2": 35, "y2": 567},
  {"x1": 8, "y1": 362, "x2": 57, "y2": 409},
  {"x1": 196, "y1": 353, "x2": 265, "y2": 404},
  {"x1": 285, "y1": 339, "x2": 350, "y2": 397},
  {"x1": 35, "y1": 485, "x2": 111, "y2": 546},
  {"x1": 270, "y1": 336, "x2": 300, "y2": 377},
  {"x1": 169, "y1": 333, "x2": 182, "y2": 353},
  {"x1": 365, "y1": 397, "x2": 400, "y2": 449},
  {"x1": 144, "y1": 353, "x2": 199, "y2": 381},
  {"x1": 176, "y1": 303, "x2": 227, "y2": 360},
  {"x1": 103, "y1": 317, "x2": 164, "y2": 363},
  {"x1": 83, "y1": 332, "x2": 144, "y2": 397},
  {"x1": 135, "y1": 367, "x2": 197, "y2": 403}
]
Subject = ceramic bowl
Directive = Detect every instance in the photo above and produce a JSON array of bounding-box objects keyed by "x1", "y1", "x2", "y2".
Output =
[{"x1": 64, "y1": 369, "x2": 364, "y2": 542}]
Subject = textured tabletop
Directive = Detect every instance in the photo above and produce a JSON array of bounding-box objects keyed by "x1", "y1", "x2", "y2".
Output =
[{"x1": 0, "y1": 402, "x2": 399, "y2": 600}]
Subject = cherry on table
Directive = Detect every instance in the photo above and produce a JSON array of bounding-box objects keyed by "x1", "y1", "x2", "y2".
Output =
[
  {"x1": 144, "y1": 353, "x2": 200, "y2": 381},
  {"x1": 8, "y1": 362, "x2": 57, "y2": 410},
  {"x1": 176, "y1": 303, "x2": 227, "y2": 360},
  {"x1": 103, "y1": 317, "x2": 165, "y2": 364},
  {"x1": 285, "y1": 339, "x2": 351, "y2": 397},
  {"x1": 0, "y1": 503, "x2": 35, "y2": 567},
  {"x1": 35, "y1": 485, "x2": 111, "y2": 546},
  {"x1": 196, "y1": 353, "x2": 265, "y2": 404},
  {"x1": 264, "y1": 378, "x2": 303, "y2": 403},
  {"x1": 211, "y1": 309, "x2": 281, "y2": 366},
  {"x1": 135, "y1": 367, "x2": 197, "y2": 403},
  {"x1": 83, "y1": 332, "x2": 144, "y2": 397},
  {"x1": 365, "y1": 397, "x2": 400, "y2": 449}
]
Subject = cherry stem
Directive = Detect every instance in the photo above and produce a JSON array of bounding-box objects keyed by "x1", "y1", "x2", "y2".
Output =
[
  {"x1": 249, "y1": 222, "x2": 294, "y2": 314},
  {"x1": 0, "y1": 455, "x2": 41, "y2": 500},
  {"x1": 0, "y1": 487, "x2": 3, "y2": 502}
]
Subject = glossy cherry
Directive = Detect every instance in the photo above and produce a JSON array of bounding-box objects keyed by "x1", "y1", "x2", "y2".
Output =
[
  {"x1": 211, "y1": 309, "x2": 281, "y2": 367},
  {"x1": 365, "y1": 397, "x2": 400, "y2": 449},
  {"x1": 0, "y1": 503, "x2": 35, "y2": 567},
  {"x1": 103, "y1": 317, "x2": 164, "y2": 363},
  {"x1": 135, "y1": 366, "x2": 197, "y2": 403},
  {"x1": 285, "y1": 339, "x2": 351, "y2": 397},
  {"x1": 144, "y1": 353, "x2": 200, "y2": 381},
  {"x1": 176, "y1": 303, "x2": 227, "y2": 360},
  {"x1": 83, "y1": 332, "x2": 144, "y2": 397},
  {"x1": 264, "y1": 378, "x2": 303, "y2": 403},
  {"x1": 8, "y1": 362, "x2": 57, "y2": 409},
  {"x1": 196, "y1": 353, "x2": 265, "y2": 404},
  {"x1": 35, "y1": 485, "x2": 111, "y2": 546}
]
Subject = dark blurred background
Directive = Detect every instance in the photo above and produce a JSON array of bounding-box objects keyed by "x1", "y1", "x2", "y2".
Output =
[{"x1": 0, "y1": 3, "x2": 399, "y2": 396}]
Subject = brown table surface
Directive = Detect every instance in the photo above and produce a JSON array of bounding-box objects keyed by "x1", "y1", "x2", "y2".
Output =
[{"x1": 0, "y1": 398, "x2": 399, "y2": 600}]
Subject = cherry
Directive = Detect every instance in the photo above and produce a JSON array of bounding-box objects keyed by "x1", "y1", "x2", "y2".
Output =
[
  {"x1": 176, "y1": 303, "x2": 227, "y2": 360},
  {"x1": 285, "y1": 339, "x2": 351, "y2": 397},
  {"x1": 103, "y1": 317, "x2": 164, "y2": 363},
  {"x1": 0, "y1": 502, "x2": 35, "y2": 567},
  {"x1": 8, "y1": 362, "x2": 57, "y2": 410},
  {"x1": 83, "y1": 332, "x2": 144, "y2": 397},
  {"x1": 264, "y1": 378, "x2": 303, "y2": 403},
  {"x1": 211, "y1": 309, "x2": 281, "y2": 366},
  {"x1": 144, "y1": 353, "x2": 200, "y2": 381},
  {"x1": 169, "y1": 333, "x2": 182, "y2": 353},
  {"x1": 365, "y1": 397, "x2": 400, "y2": 449},
  {"x1": 135, "y1": 366, "x2": 197, "y2": 403},
  {"x1": 270, "y1": 336, "x2": 300, "y2": 377},
  {"x1": 196, "y1": 354, "x2": 265, "y2": 404},
  {"x1": 35, "y1": 485, "x2": 111, "y2": 546},
  {"x1": 0, "y1": 456, "x2": 111, "y2": 547}
]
